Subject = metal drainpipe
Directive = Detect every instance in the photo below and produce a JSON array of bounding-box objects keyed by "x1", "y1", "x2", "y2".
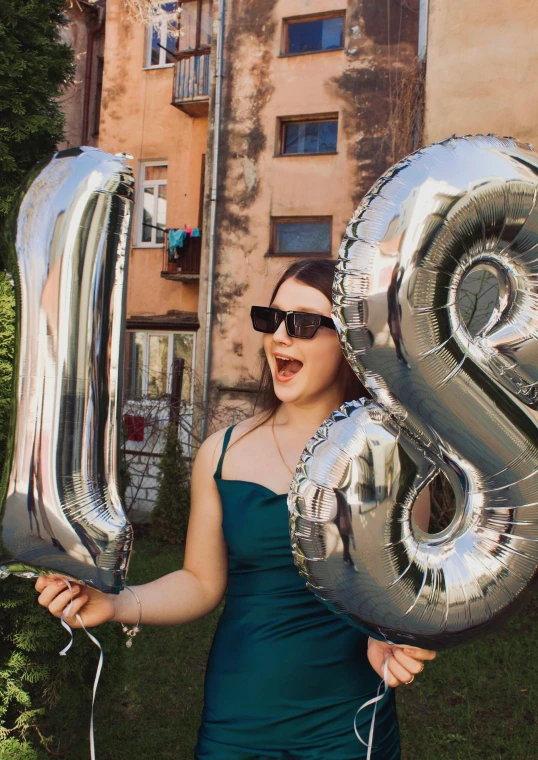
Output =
[
  {"x1": 81, "y1": 1, "x2": 106, "y2": 145},
  {"x1": 201, "y1": 0, "x2": 226, "y2": 440},
  {"x1": 418, "y1": 0, "x2": 429, "y2": 62}
]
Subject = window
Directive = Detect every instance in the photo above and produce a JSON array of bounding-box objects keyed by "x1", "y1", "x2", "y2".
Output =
[
  {"x1": 146, "y1": 2, "x2": 179, "y2": 68},
  {"x1": 124, "y1": 330, "x2": 195, "y2": 403},
  {"x1": 139, "y1": 163, "x2": 167, "y2": 245},
  {"x1": 271, "y1": 217, "x2": 332, "y2": 256},
  {"x1": 284, "y1": 12, "x2": 345, "y2": 55},
  {"x1": 123, "y1": 330, "x2": 196, "y2": 454},
  {"x1": 280, "y1": 116, "x2": 338, "y2": 155},
  {"x1": 178, "y1": 0, "x2": 212, "y2": 53}
]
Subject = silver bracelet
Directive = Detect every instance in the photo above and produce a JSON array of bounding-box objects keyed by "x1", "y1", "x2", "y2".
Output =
[{"x1": 120, "y1": 586, "x2": 142, "y2": 648}]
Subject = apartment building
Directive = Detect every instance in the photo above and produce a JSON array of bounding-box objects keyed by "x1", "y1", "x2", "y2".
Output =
[
  {"x1": 56, "y1": 0, "x2": 538, "y2": 520},
  {"x1": 97, "y1": 0, "x2": 211, "y2": 420},
  {"x1": 61, "y1": 1, "x2": 421, "y2": 512},
  {"x1": 197, "y1": 0, "x2": 420, "y2": 425},
  {"x1": 65, "y1": 1, "x2": 419, "y2": 449}
]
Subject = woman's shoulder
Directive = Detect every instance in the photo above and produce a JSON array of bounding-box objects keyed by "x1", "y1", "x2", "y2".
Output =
[
  {"x1": 196, "y1": 412, "x2": 267, "y2": 461},
  {"x1": 195, "y1": 413, "x2": 270, "y2": 472}
]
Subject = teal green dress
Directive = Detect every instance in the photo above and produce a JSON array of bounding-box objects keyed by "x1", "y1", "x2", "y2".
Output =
[{"x1": 194, "y1": 426, "x2": 400, "y2": 759}]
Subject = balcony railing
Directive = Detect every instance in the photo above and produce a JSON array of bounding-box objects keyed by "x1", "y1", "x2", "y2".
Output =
[
  {"x1": 162, "y1": 230, "x2": 201, "y2": 279},
  {"x1": 172, "y1": 50, "x2": 211, "y2": 117}
]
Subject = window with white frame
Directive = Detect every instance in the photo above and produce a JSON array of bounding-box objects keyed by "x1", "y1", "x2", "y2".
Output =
[
  {"x1": 146, "y1": 2, "x2": 179, "y2": 68},
  {"x1": 123, "y1": 330, "x2": 196, "y2": 455},
  {"x1": 124, "y1": 330, "x2": 195, "y2": 403},
  {"x1": 139, "y1": 163, "x2": 167, "y2": 245}
]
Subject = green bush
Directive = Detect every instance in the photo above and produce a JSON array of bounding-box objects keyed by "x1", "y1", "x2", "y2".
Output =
[
  {"x1": 0, "y1": 272, "x2": 127, "y2": 756},
  {"x1": 0, "y1": 5, "x2": 118, "y2": 755},
  {"x1": 150, "y1": 425, "x2": 191, "y2": 545},
  {"x1": 0, "y1": 575, "x2": 126, "y2": 757},
  {"x1": 0, "y1": 274, "x2": 14, "y2": 472}
]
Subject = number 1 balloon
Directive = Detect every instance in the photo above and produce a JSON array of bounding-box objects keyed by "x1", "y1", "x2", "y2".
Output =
[
  {"x1": 0, "y1": 147, "x2": 134, "y2": 593},
  {"x1": 289, "y1": 135, "x2": 538, "y2": 649}
]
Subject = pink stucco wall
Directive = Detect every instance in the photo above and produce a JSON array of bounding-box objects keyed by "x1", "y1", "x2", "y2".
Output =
[
  {"x1": 98, "y1": 0, "x2": 207, "y2": 319},
  {"x1": 425, "y1": 0, "x2": 538, "y2": 147}
]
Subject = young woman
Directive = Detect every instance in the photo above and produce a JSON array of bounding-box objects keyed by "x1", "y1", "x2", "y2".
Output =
[{"x1": 36, "y1": 259, "x2": 436, "y2": 759}]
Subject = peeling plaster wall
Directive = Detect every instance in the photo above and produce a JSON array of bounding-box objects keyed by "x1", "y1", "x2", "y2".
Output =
[
  {"x1": 98, "y1": 0, "x2": 207, "y2": 319},
  {"x1": 58, "y1": 3, "x2": 102, "y2": 150},
  {"x1": 425, "y1": 0, "x2": 538, "y2": 147},
  {"x1": 205, "y1": 0, "x2": 418, "y2": 421}
]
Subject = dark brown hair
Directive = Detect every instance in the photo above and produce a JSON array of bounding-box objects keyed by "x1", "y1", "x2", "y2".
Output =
[{"x1": 253, "y1": 258, "x2": 368, "y2": 419}]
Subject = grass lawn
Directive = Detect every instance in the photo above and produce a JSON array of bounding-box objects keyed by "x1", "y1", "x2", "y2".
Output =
[{"x1": 55, "y1": 537, "x2": 538, "y2": 759}]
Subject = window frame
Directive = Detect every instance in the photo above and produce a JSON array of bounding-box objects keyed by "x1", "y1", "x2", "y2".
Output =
[
  {"x1": 276, "y1": 113, "x2": 339, "y2": 157},
  {"x1": 177, "y1": 0, "x2": 212, "y2": 56},
  {"x1": 144, "y1": 2, "x2": 179, "y2": 69},
  {"x1": 281, "y1": 10, "x2": 346, "y2": 57},
  {"x1": 269, "y1": 216, "x2": 333, "y2": 257},
  {"x1": 136, "y1": 161, "x2": 168, "y2": 248},
  {"x1": 124, "y1": 329, "x2": 197, "y2": 406}
]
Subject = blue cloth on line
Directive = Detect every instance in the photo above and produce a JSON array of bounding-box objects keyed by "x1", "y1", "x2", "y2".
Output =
[
  {"x1": 191, "y1": 227, "x2": 201, "y2": 238},
  {"x1": 169, "y1": 229, "x2": 188, "y2": 250}
]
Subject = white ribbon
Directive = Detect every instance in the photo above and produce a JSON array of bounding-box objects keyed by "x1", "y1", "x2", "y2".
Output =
[
  {"x1": 60, "y1": 579, "x2": 104, "y2": 760},
  {"x1": 354, "y1": 657, "x2": 390, "y2": 760}
]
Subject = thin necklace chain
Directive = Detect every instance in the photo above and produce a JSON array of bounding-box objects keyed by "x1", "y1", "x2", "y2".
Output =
[{"x1": 271, "y1": 416, "x2": 295, "y2": 477}]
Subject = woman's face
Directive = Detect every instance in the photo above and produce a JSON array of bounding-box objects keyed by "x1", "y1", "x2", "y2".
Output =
[{"x1": 263, "y1": 277, "x2": 345, "y2": 406}]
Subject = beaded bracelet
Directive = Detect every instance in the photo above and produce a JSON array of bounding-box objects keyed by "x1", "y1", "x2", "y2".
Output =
[{"x1": 120, "y1": 586, "x2": 142, "y2": 648}]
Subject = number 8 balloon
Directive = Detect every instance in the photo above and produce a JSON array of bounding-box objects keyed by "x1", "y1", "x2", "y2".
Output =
[{"x1": 289, "y1": 135, "x2": 538, "y2": 649}]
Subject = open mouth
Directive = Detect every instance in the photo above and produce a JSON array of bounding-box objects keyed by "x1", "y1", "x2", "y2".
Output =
[{"x1": 275, "y1": 354, "x2": 303, "y2": 380}]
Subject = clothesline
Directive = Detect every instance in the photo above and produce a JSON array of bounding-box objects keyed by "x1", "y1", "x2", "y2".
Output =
[{"x1": 142, "y1": 222, "x2": 199, "y2": 233}]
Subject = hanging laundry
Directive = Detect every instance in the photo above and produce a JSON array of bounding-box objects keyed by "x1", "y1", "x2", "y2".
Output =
[
  {"x1": 169, "y1": 228, "x2": 188, "y2": 250},
  {"x1": 191, "y1": 228, "x2": 201, "y2": 238},
  {"x1": 124, "y1": 414, "x2": 144, "y2": 442}
]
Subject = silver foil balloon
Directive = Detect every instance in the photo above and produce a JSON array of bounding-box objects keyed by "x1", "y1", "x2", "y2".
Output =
[
  {"x1": 289, "y1": 135, "x2": 538, "y2": 649},
  {"x1": 0, "y1": 147, "x2": 134, "y2": 594}
]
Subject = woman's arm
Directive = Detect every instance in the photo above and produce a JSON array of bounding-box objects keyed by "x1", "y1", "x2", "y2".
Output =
[{"x1": 36, "y1": 429, "x2": 229, "y2": 629}]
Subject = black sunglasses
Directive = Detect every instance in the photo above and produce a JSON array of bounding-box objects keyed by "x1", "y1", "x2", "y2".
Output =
[{"x1": 250, "y1": 306, "x2": 336, "y2": 339}]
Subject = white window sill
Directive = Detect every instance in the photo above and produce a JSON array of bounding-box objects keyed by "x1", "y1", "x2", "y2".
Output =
[
  {"x1": 132, "y1": 243, "x2": 165, "y2": 250},
  {"x1": 141, "y1": 63, "x2": 175, "y2": 71}
]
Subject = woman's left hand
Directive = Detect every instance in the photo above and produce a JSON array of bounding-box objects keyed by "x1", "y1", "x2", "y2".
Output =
[{"x1": 367, "y1": 637, "x2": 436, "y2": 687}]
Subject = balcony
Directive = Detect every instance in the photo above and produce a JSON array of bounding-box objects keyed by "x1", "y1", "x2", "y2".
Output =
[
  {"x1": 172, "y1": 50, "x2": 211, "y2": 117},
  {"x1": 161, "y1": 229, "x2": 201, "y2": 281}
]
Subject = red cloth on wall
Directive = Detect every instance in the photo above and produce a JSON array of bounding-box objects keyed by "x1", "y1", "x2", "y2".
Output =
[{"x1": 124, "y1": 414, "x2": 144, "y2": 441}]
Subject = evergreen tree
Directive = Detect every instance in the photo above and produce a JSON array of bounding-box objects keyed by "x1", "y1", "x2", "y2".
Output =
[
  {"x1": 0, "y1": 0, "x2": 74, "y2": 218},
  {"x1": 151, "y1": 425, "x2": 191, "y2": 545},
  {"x1": 0, "y1": 7, "x2": 117, "y2": 757},
  {"x1": 0, "y1": 274, "x2": 15, "y2": 469}
]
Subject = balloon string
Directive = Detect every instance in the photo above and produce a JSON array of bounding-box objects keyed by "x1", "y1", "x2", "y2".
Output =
[
  {"x1": 354, "y1": 657, "x2": 390, "y2": 760},
  {"x1": 60, "y1": 579, "x2": 104, "y2": 760}
]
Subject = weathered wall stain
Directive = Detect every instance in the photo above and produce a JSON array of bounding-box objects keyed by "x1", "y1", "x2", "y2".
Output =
[
  {"x1": 362, "y1": 0, "x2": 419, "y2": 46},
  {"x1": 206, "y1": 0, "x2": 278, "y2": 411},
  {"x1": 214, "y1": 275, "x2": 248, "y2": 331},
  {"x1": 208, "y1": 0, "x2": 420, "y2": 416},
  {"x1": 216, "y1": 0, "x2": 277, "y2": 237},
  {"x1": 100, "y1": 3, "x2": 133, "y2": 122},
  {"x1": 330, "y1": 0, "x2": 420, "y2": 205}
]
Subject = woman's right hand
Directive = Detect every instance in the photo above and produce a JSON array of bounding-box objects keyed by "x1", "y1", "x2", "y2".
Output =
[{"x1": 35, "y1": 576, "x2": 117, "y2": 629}]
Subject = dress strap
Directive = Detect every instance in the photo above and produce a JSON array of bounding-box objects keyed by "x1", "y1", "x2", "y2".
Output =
[{"x1": 214, "y1": 425, "x2": 235, "y2": 479}]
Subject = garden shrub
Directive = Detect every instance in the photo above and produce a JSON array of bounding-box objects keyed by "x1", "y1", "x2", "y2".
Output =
[
  {"x1": 150, "y1": 424, "x2": 191, "y2": 545},
  {"x1": 0, "y1": 0, "x2": 74, "y2": 218},
  {"x1": 0, "y1": 6, "x2": 125, "y2": 755}
]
